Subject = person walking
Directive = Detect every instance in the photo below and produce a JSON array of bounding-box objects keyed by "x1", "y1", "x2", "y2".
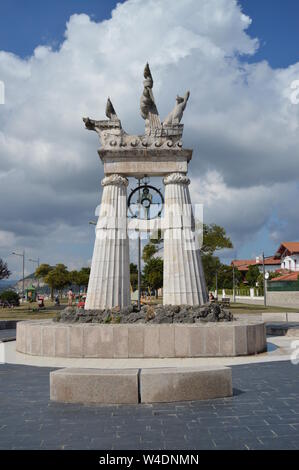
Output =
[{"x1": 67, "y1": 289, "x2": 73, "y2": 307}]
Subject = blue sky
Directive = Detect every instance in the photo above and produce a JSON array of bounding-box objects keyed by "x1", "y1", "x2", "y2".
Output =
[
  {"x1": 1, "y1": 0, "x2": 299, "y2": 278},
  {"x1": 240, "y1": 0, "x2": 299, "y2": 68},
  {"x1": 0, "y1": 0, "x2": 121, "y2": 57},
  {"x1": 1, "y1": 0, "x2": 299, "y2": 68}
]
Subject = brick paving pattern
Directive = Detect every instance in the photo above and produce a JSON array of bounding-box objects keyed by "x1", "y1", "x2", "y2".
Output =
[
  {"x1": 0, "y1": 329, "x2": 16, "y2": 341},
  {"x1": 0, "y1": 361, "x2": 298, "y2": 450}
]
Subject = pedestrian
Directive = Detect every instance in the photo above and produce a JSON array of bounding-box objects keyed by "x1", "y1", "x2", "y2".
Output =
[{"x1": 67, "y1": 289, "x2": 73, "y2": 306}]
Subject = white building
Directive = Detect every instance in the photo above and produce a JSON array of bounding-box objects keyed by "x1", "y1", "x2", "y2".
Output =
[{"x1": 274, "y1": 242, "x2": 299, "y2": 272}]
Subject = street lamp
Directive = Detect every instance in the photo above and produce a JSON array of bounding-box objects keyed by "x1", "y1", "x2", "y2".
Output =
[
  {"x1": 262, "y1": 252, "x2": 267, "y2": 307},
  {"x1": 28, "y1": 257, "x2": 40, "y2": 289},
  {"x1": 232, "y1": 263, "x2": 236, "y2": 303},
  {"x1": 256, "y1": 252, "x2": 268, "y2": 307},
  {"x1": 136, "y1": 177, "x2": 142, "y2": 311},
  {"x1": 12, "y1": 251, "x2": 25, "y2": 298}
]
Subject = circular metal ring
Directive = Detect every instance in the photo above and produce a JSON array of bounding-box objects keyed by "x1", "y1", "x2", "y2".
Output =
[{"x1": 128, "y1": 184, "x2": 164, "y2": 220}]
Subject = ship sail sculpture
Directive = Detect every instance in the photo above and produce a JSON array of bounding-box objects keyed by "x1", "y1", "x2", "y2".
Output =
[
  {"x1": 83, "y1": 64, "x2": 208, "y2": 309},
  {"x1": 140, "y1": 62, "x2": 161, "y2": 130}
]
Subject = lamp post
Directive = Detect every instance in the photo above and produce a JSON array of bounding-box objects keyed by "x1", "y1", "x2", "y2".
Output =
[
  {"x1": 256, "y1": 253, "x2": 268, "y2": 307},
  {"x1": 232, "y1": 263, "x2": 236, "y2": 303},
  {"x1": 137, "y1": 177, "x2": 142, "y2": 311},
  {"x1": 12, "y1": 251, "x2": 25, "y2": 298},
  {"x1": 262, "y1": 252, "x2": 267, "y2": 307},
  {"x1": 28, "y1": 257, "x2": 40, "y2": 289},
  {"x1": 128, "y1": 176, "x2": 163, "y2": 310}
]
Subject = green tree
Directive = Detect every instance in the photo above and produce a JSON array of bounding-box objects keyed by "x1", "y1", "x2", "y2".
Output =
[
  {"x1": 0, "y1": 258, "x2": 11, "y2": 281},
  {"x1": 44, "y1": 264, "x2": 70, "y2": 299},
  {"x1": 217, "y1": 264, "x2": 242, "y2": 290},
  {"x1": 35, "y1": 263, "x2": 54, "y2": 299},
  {"x1": 201, "y1": 224, "x2": 233, "y2": 255},
  {"x1": 79, "y1": 267, "x2": 90, "y2": 292},
  {"x1": 202, "y1": 254, "x2": 221, "y2": 291},
  {"x1": 245, "y1": 265, "x2": 260, "y2": 287},
  {"x1": 142, "y1": 235, "x2": 163, "y2": 296},
  {"x1": 142, "y1": 243, "x2": 158, "y2": 262},
  {"x1": 35, "y1": 263, "x2": 53, "y2": 279},
  {"x1": 130, "y1": 263, "x2": 138, "y2": 291},
  {"x1": 69, "y1": 270, "x2": 80, "y2": 292},
  {"x1": 70, "y1": 268, "x2": 90, "y2": 294},
  {"x1": 142, "y1": 229, "x2": 163, "y2": 263},
  {"x1": 0, "y1": 290, "x2": 19, "y2": 306},
  {"x1": 143, "y1": 258, "x2": 163, "y2": 296},
  {"x1": 200, "y1": 224, "x2": 233, "y2": 290}
]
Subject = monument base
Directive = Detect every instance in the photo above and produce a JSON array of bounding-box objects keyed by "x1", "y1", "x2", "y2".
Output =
[{"x1": 17, "y1": 320, "x2": 266, "y2": 358}]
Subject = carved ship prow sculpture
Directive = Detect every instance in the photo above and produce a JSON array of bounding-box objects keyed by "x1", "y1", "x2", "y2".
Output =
[{"x1": 83, "y1": 63, "x2": 190, "y2": 151}]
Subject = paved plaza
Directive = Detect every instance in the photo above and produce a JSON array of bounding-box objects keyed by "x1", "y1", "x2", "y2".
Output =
[
  {"x1": 0, "y1": 361, "x2": 298, "y2": 450},
  {"x1": 0, "y1": 329, "x2": 16, "y2": 341}
]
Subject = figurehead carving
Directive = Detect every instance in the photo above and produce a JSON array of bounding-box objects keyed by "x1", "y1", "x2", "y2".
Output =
[{"x1": 163, "y1": 91, "x2": 190, "y2": 126}]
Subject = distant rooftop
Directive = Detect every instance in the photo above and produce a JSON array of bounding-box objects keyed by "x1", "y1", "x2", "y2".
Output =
[
  {"x1": 270, "y1": 271, "x2": 299, "y2": 282},
  {"x1": 275, "y1": 242, "x2": 299, "y2": 258}
]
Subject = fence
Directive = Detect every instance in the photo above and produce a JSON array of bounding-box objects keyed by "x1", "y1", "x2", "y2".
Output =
[
  {"x1": 217, "y1": 287, "x2": 264, "y2": 297},
  {"x1": 267, "y1": 281, "x2": 299, "y2": 292}
]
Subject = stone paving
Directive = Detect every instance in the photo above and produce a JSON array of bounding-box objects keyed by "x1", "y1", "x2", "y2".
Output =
[
  {"x1": 0, "y1": 361, "x2": 299, "y2": 450},
  {"x1": 0, "y1": 329, "x2": 16, "y2": 341}
]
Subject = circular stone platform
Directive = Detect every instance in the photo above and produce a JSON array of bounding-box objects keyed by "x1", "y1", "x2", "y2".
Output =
[{"x1": 16, "y1": 320, "x2": 266, "y2": 358}]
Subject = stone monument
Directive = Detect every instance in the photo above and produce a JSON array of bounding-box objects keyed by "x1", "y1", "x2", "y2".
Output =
[
  {"x1": 16, "y1": 64, "x2": 267, "y2": 405},
  {"x1": 83, "y1": 63, "x2": 208, "y2": 310}
]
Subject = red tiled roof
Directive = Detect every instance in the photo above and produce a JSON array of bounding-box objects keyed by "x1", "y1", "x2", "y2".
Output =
[
  {"x1": 232, "y1": 257, "x2": 280, "y2": 271},
  {"x1": 275, "y1": 242, "x2": 299, "y2": 257},
  {"x1": 270, "y1": 272, "x2": 299, "y2": 282},
  {"x1": 282, "y1": 242, "x2": 299, "y2": 253},
  {"x1": 256, "y1": 256, "x2": 281, "y2": 266},
  {"x1": 231, "y1": 260, "x2": 257, "y2": 271}
]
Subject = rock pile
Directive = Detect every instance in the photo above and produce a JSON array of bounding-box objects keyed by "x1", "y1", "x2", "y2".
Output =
[{"x1": 55, "y1": 302, "x2": 234, "y2": 324}]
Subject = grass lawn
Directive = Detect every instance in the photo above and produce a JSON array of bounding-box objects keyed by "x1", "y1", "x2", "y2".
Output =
[
  {"x1": 0, "y1": 299, "x2": 67, "y2": 321},
  {"x1": 145, "y1": 298, "x2": 299, "y2": 314},
  {"x1": 229, "y1": 302, "x2": 299, "y2": 314},
  {"x1": 1, "y1": 298, "x2": 298, "y2": 321}
]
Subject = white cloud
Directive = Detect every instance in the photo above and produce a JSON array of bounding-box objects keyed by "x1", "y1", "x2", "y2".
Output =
[
  {"x1": 0, "y1": 230, "x2": 16, "y2": 248},
  {"x1": 0, "y1": 0, "x2": 299, "y2": 275}
]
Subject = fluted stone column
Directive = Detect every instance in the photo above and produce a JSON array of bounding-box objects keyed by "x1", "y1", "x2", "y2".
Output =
[
  {"x1": 85, "y1": 174, "x2": 131, "y2": 310},
  {"x1": 163, "y1": 173, "x2": 208, "y2": 306}
]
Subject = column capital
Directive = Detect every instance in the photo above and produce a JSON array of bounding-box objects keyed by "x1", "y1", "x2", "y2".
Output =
[
  {"x1": 163, "y1": 172, "x2": 190, "y2": 186},
  {"x1": 101, "y1": 174, "x2": 129, "y2": 187}
]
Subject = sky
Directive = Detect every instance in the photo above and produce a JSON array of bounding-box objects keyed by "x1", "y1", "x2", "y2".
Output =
[{"x1": 0, "y1": 0, "x2": 299, "y2": 279}]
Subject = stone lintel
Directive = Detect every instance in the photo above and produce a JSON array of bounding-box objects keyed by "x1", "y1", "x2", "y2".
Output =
[{"x1": 98, "y1": 148, "x2": 193, "y2": 177}]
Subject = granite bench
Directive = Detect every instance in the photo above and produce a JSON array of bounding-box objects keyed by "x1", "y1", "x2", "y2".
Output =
[{"x1": 50, "y1": 366, "x2": 233, "y2": 404}]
